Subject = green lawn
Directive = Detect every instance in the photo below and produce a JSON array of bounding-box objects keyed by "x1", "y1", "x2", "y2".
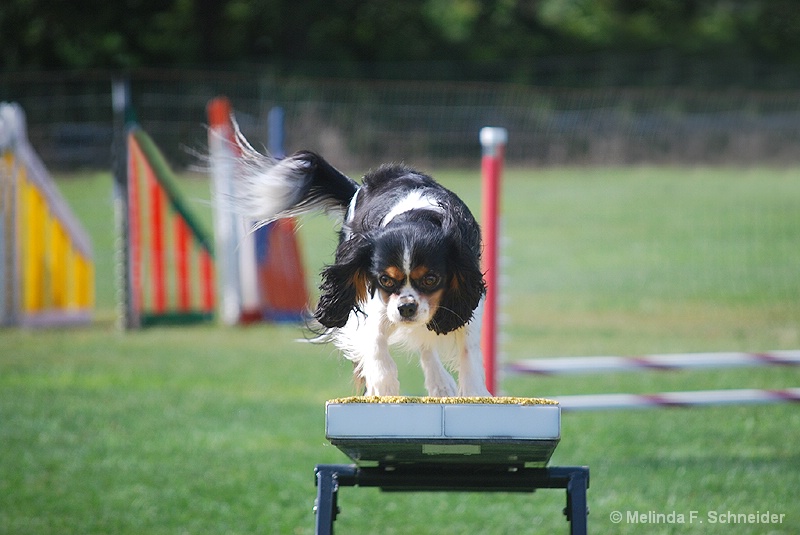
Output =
[{"x1": 1, "y1": 166, "x2": 798, "y2": 534}]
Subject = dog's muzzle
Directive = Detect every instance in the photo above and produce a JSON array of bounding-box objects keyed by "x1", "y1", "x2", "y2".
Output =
[{"x1": 397, "y1": 296, "x2": 418, "y2": 319}]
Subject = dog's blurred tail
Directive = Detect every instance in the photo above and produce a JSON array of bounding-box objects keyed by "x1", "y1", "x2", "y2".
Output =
[{"x1": 230, "y1": 120, "x2": 359, "y2": 227}]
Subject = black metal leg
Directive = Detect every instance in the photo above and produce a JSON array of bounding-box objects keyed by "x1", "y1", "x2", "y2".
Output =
[
  {"x1": 314, "y1": 466, "x2": 340, "y2": 535},
  {"x1": 314, "y1": 464, "x2": 589, "y2": 534},
  {"x1": 565, "y1": 469, "x2": 589, "y2": 535}
]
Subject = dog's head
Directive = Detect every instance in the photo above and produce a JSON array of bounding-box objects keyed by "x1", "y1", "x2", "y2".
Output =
[{"x1": 314, "y1": 217, "x2": 485, "y2": 334}]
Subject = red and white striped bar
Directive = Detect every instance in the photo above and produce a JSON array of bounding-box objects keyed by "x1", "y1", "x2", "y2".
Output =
[
  {"x1": 555, "y1": 388, "x2": 800, "y2": 411},
  {"x1": 507, "y1": 350, "x2": 800, "y2": 375}
]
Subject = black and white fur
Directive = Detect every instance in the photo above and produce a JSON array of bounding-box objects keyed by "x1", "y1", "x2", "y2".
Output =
[{"x1": 231, "y1": 129, "x2": 490, "y2": 397}]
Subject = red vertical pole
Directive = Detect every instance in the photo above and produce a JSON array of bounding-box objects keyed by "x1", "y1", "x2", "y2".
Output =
[
  {"x1": 480, "y1": 127, "x2": 507, "y2": 396},
  {"x1": 175, "y1": 217, "x2": 190, "y2": 311},
  {"x1": 149, "y1": 167, "x2": 166, "y2": 313}
]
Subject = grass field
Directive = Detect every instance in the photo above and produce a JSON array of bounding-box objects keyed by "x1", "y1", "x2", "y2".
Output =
[{"x1": 2, "y1": 166, "x2": 799, "y2": 534}]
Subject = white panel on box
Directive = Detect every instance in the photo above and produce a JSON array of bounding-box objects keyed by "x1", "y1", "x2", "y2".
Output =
[
  {"x1": 443, "y1": 404, "x2": 560, "y2": 439},
  {"x1": 326, "y1": 403, "x2": 443, "y2": 438}
]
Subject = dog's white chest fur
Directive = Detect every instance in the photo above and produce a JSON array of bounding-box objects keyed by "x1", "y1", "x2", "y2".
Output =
[{"x1": 331, "y1": 294, "x2": 489, "y2": 397}]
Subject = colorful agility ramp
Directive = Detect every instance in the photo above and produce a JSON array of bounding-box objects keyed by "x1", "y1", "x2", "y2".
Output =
[
  {"x1": 207, "y1": 97, "x2": 308, "y2": 325},
  {"x1": 0, "y1": 102, "x2": 94, "y2": 327},
  {"x1": 122, "y1": 126, "x2": 215, "y2": 328}
]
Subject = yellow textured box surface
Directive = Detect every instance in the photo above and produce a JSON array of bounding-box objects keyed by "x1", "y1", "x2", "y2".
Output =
[{"x1": 327, "y1": 396, "x2": 558, "y2": 406}]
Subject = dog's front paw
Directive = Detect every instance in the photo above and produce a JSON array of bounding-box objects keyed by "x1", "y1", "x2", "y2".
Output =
[
  {"x1": 427, "y1": 384, "x2": 458, "y2": 397},
  {"x1": 425, "y1": 375, "x2": 458, "y2": 397},
  {"x1": 365, "y1": 376, "x2": 401, "y2": 397},
  {"x1": 458, "y1": 383, "x2": 492, "y2": 397}
]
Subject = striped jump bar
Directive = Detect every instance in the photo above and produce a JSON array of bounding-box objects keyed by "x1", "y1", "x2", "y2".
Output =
[
  {"x1": 555, "y1": 388, "x2": 800, "y2": 411},
  {"x1": 507, "y1": 350, "x2": 800, "y2": 375}
]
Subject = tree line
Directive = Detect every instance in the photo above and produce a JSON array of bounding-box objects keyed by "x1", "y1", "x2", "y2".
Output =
[{"x1": 2, "y1": 0, "x2": 798, "y2": 83}]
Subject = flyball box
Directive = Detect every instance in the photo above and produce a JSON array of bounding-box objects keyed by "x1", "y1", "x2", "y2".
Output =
[{"x1": 325, "y1": 397, "x2": 561, "y2": 468}]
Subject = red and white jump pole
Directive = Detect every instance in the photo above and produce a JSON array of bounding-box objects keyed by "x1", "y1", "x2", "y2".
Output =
[
  {"x1": 480, "y1": 127, "x2": 507, "y2": 395},
  {"x1": 507, "y1": 350, "x2": 800, "y2": 375},
  {"x1": 555, "y1": 388, "x2": 800, "y2": 411},
  {"x1": 505, "y1": 351, "x2": 800, "y2": 410}
]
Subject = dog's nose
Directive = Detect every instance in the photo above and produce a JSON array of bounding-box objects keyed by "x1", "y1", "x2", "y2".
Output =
[{"x1": 397, "y1": 297, "x2": 418, "y2": 319}]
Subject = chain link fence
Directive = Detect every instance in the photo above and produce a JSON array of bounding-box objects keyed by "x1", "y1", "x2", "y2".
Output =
[{"x1": 2, "y1": 69, "x2": 800, "y2": 171}]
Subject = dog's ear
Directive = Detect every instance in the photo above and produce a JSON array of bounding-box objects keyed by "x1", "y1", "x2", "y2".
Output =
[
  {"x1": 429, "y1": 233, "x2": 486, "y2": 334},
  {"x1": 314, "y1": 235, "x2": 374, "y2": 328}
]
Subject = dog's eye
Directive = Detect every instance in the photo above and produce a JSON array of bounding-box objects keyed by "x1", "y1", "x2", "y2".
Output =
[
  {"x1": 420, "y1": 273, "x2": 441, "y2": 289},
  {"x1": 378, "y1": 274, "x2": 397, "y2": 289}
]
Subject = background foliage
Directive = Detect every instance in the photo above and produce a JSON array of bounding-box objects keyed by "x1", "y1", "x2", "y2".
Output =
[{"x1": 3, "y1": 0, "x2": 800, "y2": 84}]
